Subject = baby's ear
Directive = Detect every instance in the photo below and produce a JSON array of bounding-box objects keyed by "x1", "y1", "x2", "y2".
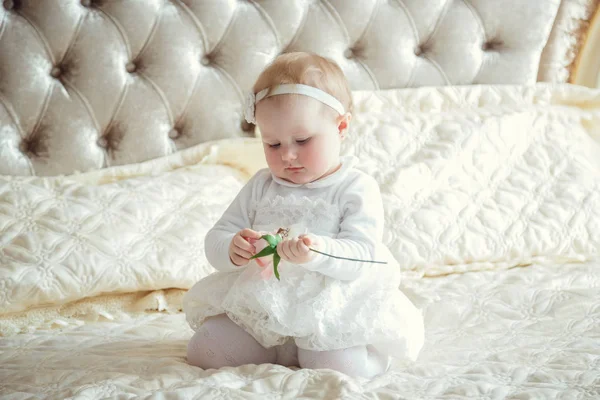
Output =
[{"x1": 337, "y1": 112, "x2": 352, "y2": 138}]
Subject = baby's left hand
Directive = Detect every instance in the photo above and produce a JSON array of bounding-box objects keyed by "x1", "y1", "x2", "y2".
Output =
[{"x1": 277, "y1": 234, "x2": 320, "y2": 265}]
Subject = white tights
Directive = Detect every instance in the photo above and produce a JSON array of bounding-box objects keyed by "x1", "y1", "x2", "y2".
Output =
[{"x1": 187, "y1": 314, "x2": 390, "y2": 379}]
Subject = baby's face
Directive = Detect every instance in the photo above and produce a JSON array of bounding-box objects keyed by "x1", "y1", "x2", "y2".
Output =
[{"x1": 255, "y1": 95, "x2": 343, "y2": 184}]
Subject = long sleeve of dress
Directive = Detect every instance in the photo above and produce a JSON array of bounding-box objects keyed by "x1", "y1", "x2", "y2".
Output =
[
  {"x1": 204, "y1": 171, "x2": 266, "y2": 272},
  {"x1": 301, "y1": 173, "x2": 386, "y2": 281}
]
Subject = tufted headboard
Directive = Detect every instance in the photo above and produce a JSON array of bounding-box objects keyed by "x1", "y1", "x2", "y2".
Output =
[{"x1": 1, "y1": 0, "x2": 598, "y2": 176}]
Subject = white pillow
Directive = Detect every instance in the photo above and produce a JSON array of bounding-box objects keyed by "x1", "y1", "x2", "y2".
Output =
[
  {"x1": 345, "y1": 84, "x2": 600, "y2": 277},
  {"x1": 0, "y1": 163, "x2": 244, "y2": 315}
]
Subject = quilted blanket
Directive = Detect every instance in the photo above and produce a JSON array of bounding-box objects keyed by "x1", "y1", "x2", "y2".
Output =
[
  {"x1": 1, "y1": 260, "x2": 598, "y2": 398},
  {"x1": 0, "y1": 138, "x2": 264, "y2": 328},
  {"x1": 1, "y1": 83, "x2": 599, "y2": 337},
  {"x1": 344, "y1": 84, "x2": 600, "y2": 277}
]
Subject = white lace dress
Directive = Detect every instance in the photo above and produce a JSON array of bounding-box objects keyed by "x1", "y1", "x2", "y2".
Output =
[{"x1": 183, "y1": 157, "x2": 424, "y2": 360}]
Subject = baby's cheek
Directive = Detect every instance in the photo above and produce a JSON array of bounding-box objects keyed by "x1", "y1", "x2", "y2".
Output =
[
  {"x1": 265, "y1": 152, "x2": 281, "y2": 172},
  {"x1": 310, "y1": 150, "x2": 329, "y2": 170}
]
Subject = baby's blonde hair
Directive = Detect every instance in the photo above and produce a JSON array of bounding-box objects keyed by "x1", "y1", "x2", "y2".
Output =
[{"x1": 252, "y1": 52, "x2": 353, "y2": 115}]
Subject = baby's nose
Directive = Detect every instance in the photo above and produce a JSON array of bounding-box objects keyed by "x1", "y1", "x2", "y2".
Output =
[{"x1": 281, "y1": 147, "x2": 297, "y2": 161}]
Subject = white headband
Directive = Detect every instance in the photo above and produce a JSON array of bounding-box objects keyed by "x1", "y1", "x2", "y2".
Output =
[{"x1": 244, "y1": 84, "x2": 346, "y2": 124}]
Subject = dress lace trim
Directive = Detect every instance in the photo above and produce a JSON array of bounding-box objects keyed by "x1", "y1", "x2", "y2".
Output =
[{"x1": 251, "y1": 195, "x2": 340, "y2": 234}]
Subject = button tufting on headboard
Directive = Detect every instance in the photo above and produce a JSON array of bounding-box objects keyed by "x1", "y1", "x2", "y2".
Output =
[
  {"x1": 125, "y1": 62, "x2": 137, "y2": 74},
  {"x1": 50, "y1": 67, "x2": 62, "y2": 79},
  {"x1": 96, "y1": 136, "x2": 108, "y2": 149},
  {"x1": 414, "y1": 45, "x2": 428, "y2": 57},
  {"x1": 168, "y1": 128, "x2": 181, "y2": 140},
  {"x1": 200, "y1": 55, "x2": 211, "y2": 67},
  {"x1": 482, "y1": 39, "x2": 504, "y2": 51},
  {"x1": 0, "y1": 0, "x2": 595, "y2": 176},
  {"x1": 19, "y1": 132, "x2": 48, "y2": 158}
]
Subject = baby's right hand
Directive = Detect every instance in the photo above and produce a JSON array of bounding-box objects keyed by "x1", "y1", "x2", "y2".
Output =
[{"x1": 229, "y1": 229, "x2": 262, "y2": 266}]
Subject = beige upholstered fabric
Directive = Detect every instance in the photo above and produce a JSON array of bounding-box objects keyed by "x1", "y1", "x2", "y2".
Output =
[
  {"x1": 0, "y1": 0, "x2": 597, "y2": 176},
  {"x1": 570, "y1": 1, "x2": 600, "y2": 87},
  {"x1": 539, "y1": 0, "x2": 600, "y2": 83}
]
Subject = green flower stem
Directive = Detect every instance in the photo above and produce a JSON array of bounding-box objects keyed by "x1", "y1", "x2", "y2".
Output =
[{"x1": 309, "y1": 248, "x2": 388, "y2": 264}]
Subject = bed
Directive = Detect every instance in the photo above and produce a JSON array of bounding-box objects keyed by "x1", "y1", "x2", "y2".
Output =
[{"x1": 1, "y1": 1, "x2": 599, "y2": 399}]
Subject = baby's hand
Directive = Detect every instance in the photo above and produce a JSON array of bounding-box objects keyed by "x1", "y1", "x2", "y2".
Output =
[
  {"x1": 229, "y1": 229, "x2": 262, "y2": 266},
  {"x1": 277, "y1": 234, "x2": 320, "y2": 265}
]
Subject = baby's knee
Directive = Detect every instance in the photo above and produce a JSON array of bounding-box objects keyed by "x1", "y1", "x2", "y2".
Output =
[
  {"x1": 298, "y1": 346, "x2": 389, "y2": 379},
  {"x1": 186, "y1": 314, "x2": 278, "y2": 369},
  {"x1": 187, "y1": 330, "x2": 220, "y2": 369},
  {"x1": 298, "y1": 347, "x2": 360, "y2": 375},
  {"x1": 186, "y1": 315, "x2": 238, "y2": 369}
]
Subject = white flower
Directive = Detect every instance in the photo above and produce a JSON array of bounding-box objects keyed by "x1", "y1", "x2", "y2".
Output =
[{"x1": 244, "y1": 91, "x2": 256, "y2": 124}]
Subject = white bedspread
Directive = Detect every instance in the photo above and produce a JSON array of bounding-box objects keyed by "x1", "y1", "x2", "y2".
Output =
[
  {"x1": 2, "y1": 83, "x2": 599, "y2": 336},
  {"x1": 2, "y1": 260, "x2": 598, "y2": 399},
  {"x1": 1, "y1": 83, "x2": 598, "y2": 399}
]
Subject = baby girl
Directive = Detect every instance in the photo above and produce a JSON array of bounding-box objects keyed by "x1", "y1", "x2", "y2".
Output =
[{"x1": 183, "y1": 52, "x2": 423, "y2": 378}]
